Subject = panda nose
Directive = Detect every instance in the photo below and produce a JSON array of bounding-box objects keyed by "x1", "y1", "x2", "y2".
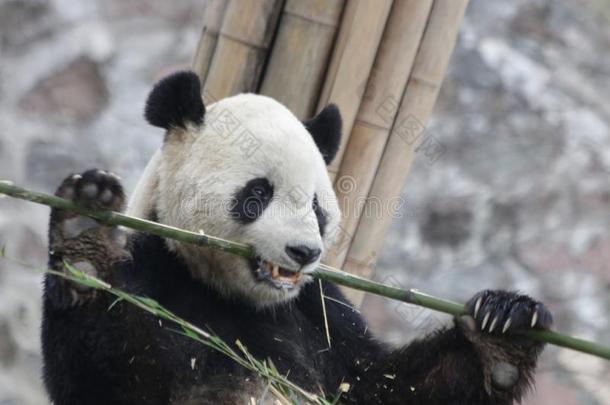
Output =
[{"x1": 285, "y1": 245, "x2": 321, "y2": 266}]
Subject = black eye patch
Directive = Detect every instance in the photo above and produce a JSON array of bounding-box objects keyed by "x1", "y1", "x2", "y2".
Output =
[
  {"x1": 230, "y1": 177, "x2": 274, "y2": 224},
  {"x1": 312, "y1": 194, "x2": 327, "y2": 237}
]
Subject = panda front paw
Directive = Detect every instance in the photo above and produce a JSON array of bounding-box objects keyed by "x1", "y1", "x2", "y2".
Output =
[
  {"x1": 56, "y1": 169, "x2": 125, "y2": 211},
  {"x1": 465, "y1": 290, "x2": 553, "y2": 336},
  {"x1": 456, "y1": 291, "x2": 553, "y2": 396},
  {"x1": 47, "y1": 169, "x2": 130, "y2": 306}
]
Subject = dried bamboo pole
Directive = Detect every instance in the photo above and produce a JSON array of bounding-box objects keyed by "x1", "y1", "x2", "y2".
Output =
[
  {"x1": 2, "y1": 180, "x2": 610, "y2": 361},
  {"x1": 315, "y1": 0, "x2": 393, "y2": 181},
  {"x1": 259, "y1": 0, "x2": 345, "y2": 119},
  {"x1": 192, "y1": 0, "x2": 230, "y2": 95},
  {"x1": 342, "y1": 0, "x2": 470, "y2": 305},
  {"x1": 202, "y1": 0, "x2": 284, "y2": 101},
  {"x1": 324, "y1": 0, "x2": 434, "y2": 269}
]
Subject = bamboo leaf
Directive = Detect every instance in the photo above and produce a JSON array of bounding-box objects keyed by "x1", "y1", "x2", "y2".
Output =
[
  {"x1": 182, "y1": 326, "x2": 200, "y2": 341},
  {"x1": 108, "y1": 297, "x2": 124, "y2": 311},
  {"x1": 136, "y1": 296, "x2": 162, "y2": 309}
]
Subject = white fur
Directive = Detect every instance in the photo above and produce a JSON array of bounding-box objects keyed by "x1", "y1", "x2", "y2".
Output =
[
  {"x1": 128, "y1": 94, "x2": 341, "y2": 307},
  {"x1": 128, "y1": 149, "x2": 161, "y2": 221}
]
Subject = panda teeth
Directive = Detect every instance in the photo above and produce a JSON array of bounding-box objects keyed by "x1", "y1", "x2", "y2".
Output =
[
  {"x1": 271, "y1": 265, "x2": 280, "y2": 279},
  {"x1": 255, "y1": 257, "x2": 301, "y2": 285}
]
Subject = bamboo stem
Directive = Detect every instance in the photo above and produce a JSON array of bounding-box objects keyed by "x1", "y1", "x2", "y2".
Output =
[
  {"x1": 259, "y1": 0, "x2": 345, "y2": 119},
  {"x1": 201, "y1": 0, "x2": 284, "y2": 100},
  {"x1": 315, "y1": 0, "x2": 393, "y2": 181},
  {"x1": 192, "y1": 0, "x2": 230, "y2": 89},
  {"x1": 324, "y1": 0, "x2": 434, "y2": 270},
  {"x1": 1, "y1": 180, "x2": 609, "y2": 361}
]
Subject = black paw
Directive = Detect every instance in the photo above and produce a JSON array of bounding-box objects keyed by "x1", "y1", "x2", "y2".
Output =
[
  {"x1": 47, "y1": 169, "x2": 129, "y2": 306},
  {"x1": 55, "y1": 169, "x2": 124, "y2": 211},
  {"x1": 465, "y1": 290, "x2": 553, "y2": 335}
]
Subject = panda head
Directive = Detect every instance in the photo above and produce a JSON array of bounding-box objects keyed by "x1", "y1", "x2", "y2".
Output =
[{"x1": 137, "y1": 71, "x2": 342, "y2": 307}]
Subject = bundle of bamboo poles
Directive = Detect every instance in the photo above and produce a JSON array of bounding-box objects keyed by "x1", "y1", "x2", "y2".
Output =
[{"x1": 193, "y1": 0, "x2": 470, "y2": 304}]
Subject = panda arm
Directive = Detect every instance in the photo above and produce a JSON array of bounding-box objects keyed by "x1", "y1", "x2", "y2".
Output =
[
  {"x1": 300, "y1": 282, "x2": 548, "y2": 405},
  {"x1": 43, "y1": 170, "x2": 275, "y2": 404},
  {"x1": 42, "y1": 170, "x2": 178, "y2": 404}
]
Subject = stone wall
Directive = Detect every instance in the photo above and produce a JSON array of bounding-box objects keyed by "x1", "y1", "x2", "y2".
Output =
[
  {"x1": 0, "y1": 0, "x2": 608, "y2": 404},
  {"x1": 365, "y1": 1, "x2": 610, "y2": 404},
  {"x1": 0, "y1": 1, "x2": 203, "y2": 403}
]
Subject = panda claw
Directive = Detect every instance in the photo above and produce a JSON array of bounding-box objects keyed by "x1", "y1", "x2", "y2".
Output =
[
  {"x1": 474, "y1": 296, "x2": 483, "y2": 318},
  {"x1": 489, "y1": 315, "x2": 499, "y2": 333},
  {"x1": 502, "y1": 318, "x2": 511, "y2": 333},
  {"x1": 531, "y1": 310, "x2": 538, "y2": 328},
  {"x1": 108, "y1": 172, "x2": 122, "y2": 181},
  {"x1": 481, "y1": 312, "x2": 491, "y2": 331}
]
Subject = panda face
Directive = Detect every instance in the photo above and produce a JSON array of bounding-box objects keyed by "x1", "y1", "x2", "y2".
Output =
[{"x1": 138, "y1": 73, "x2": 342, "y2": 307}]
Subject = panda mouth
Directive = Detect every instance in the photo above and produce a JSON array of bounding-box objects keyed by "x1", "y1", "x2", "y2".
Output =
[{"x1": 252, "y1": 257, "x2": 302, "y2": 290}]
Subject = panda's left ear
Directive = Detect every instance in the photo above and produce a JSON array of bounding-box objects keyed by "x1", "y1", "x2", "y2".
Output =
[
  {"x1": 144, "y1": 71, "x2": 205, "y2": 131},
  {"x1": 303, "y1": 104, "x2": 342, "y2": 165}
]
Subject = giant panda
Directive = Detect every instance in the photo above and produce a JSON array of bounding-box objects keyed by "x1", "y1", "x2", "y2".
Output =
[{"x1": 42, "y1": 71, "x2": 552, "y2": 405}]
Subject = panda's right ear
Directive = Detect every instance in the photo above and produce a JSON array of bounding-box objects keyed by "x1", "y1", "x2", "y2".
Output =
[
  {"x1": 144, "y1": 71, "x2": 205, "y2": 131},
  {"x1": 303, "y1": 104, "x2": 342, "y2": 165}
]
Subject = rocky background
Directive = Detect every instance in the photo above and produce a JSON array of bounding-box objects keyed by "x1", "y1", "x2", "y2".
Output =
[{"x1": 0, "y1": 0, "x2": 608, "y2": 404}]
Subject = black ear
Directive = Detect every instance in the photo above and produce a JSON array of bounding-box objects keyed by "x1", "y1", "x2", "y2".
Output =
[
  {"x1": 303, "y1": 104, "x2": 342, "y2": 164},
  {"x1": 144, "y1": 71, "x2": 205, "y2": 130}
]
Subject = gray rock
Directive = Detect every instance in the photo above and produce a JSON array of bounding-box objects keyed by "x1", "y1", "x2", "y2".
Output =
[
  {"x1": 0, "y1": 0, "x2": 53, "y2": 50},
  {"x1": 25, "y1": 140, "x2": 102, "y2": 191},
  {"x1": 19, "y1": 57, "x2": 109, "y2": 125},
  {"x1": 0, "y1": 320, "x2": 17, "y2": 367},
  {"x1": 372, "y1": 1, "x2": 610, "y2": 402},
  {"x1": 420, "y1": 201, "x2": 473, "y2": 247}
]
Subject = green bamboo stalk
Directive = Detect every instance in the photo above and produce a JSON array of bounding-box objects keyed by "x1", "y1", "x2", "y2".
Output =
[{"x1": 1, "y1": 180, "x2": 609, "y2": 361}]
